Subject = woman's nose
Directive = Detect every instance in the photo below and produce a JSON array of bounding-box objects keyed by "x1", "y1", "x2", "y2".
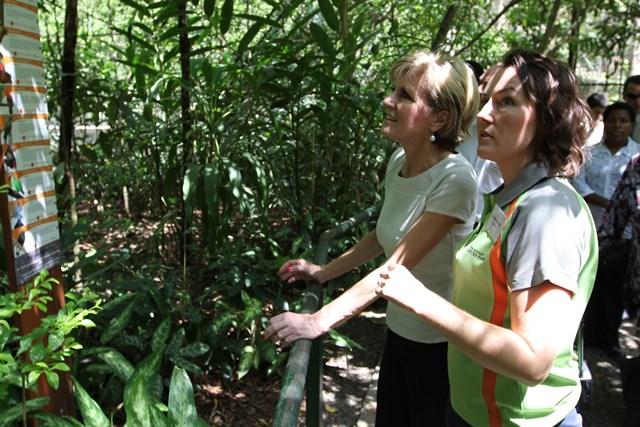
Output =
[
  {"x1": 383, "y1": 95, "x2": 394, "y2": 109},
  {"x1": 477, "y1": 99, "x2": 493, "y2": 122}
]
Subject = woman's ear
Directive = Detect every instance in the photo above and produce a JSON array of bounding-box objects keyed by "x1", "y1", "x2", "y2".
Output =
[{"x1": 431, "y1": 110, "x2": 450, "y2": 134}]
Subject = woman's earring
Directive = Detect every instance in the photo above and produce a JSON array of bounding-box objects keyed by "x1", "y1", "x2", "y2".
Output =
[{"x1": 430, "y1": 134, "x2": 436, "y2": 142}]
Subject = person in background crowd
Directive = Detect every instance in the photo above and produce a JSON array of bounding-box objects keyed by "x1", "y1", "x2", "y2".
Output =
[
  {"x1": 266, "y1": 50, "x2": 479, "y2": 427},
  {"x1": 586, "y1": 92, "x2": 607, "y2": 145},
  {"x1": 458, "y1": 63, "x2": 503, "y2": 221},
  {"x1": 599, "y1": 153, "x2": 640, "y2": 324},
  {"x1": 622, "y1": 74, "x2": 640, "y2": 143},
  {"x1": 375, "y1": 49, "x2": 596, "y2": 427},
  {"x1": 573, "y1": 101, "x2": 639, "y2": 359}
]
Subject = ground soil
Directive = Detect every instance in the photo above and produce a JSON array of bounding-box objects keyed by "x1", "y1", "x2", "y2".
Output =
[{"x1": 197, "y1": 308, "x2": 639, "y2": 427}]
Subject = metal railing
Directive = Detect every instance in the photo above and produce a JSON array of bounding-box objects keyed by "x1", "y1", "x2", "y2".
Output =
[{"x1": 272, "y1": 206, "x2": 379, "y2": 427}]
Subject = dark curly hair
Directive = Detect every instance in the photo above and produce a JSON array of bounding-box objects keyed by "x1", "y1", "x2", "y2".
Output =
[{"x1": 502, "y1": 50, "x2": 590, "y2": 178}]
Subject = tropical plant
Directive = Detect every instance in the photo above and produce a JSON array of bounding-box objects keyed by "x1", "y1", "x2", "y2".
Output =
[{"x1": 0, "y1": 271, "x2": 100, "y2": 426}]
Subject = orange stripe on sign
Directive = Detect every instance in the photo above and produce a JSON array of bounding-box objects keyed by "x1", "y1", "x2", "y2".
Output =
[
  {"x1": 2, "y1": 57, "x2": 43, "y2": 67},
  {"x1": 12, "y1": 215, "x2": 58, "y2": 241},
  {"x1": 9, "y1": 190, "x2": 56, "y2": 207},
  {"x1": 5, "y1": 27, "x2": 40, "y2": 41},
  {"x1": 8, "y1": 85, "x2": 47, "y2": 94},
  {"x1": 12, "y1": 140, "x2": 50, "y2": 149},
  {"x1": 11, "y1": 113, "x2": 48, "y2": 121},
  {"x1": 481, "y1": 200, "x2": 518, "y2": 427},
  {"x1": 14, "y1": 165, "x2": 52, "y2": 178},
  {"x1": 4, "y1": 0, "x2": 39, "y2": 13}
]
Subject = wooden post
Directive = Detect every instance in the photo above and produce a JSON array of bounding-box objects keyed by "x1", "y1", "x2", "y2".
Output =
[{"x1": 0, "y1": 0, "x2": 75, "y2": 420}]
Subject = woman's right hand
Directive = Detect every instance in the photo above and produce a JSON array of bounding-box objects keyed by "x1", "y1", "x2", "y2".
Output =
[{"x1": 278, "y1": 259, "x2": 325, "y2": 284}]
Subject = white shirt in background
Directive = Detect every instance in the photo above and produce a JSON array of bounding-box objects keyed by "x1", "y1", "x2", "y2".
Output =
[
  {"x1": 457, "y1": 120, "x2": 503, "y2": 220},
  {"x1": 572, "y1": 138, "x2": 640, "y2": 237}
]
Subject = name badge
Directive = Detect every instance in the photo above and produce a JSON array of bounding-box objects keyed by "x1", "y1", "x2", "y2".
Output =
[{"x1": 486, "y1": 203, "x2": 506, "y2": 242}]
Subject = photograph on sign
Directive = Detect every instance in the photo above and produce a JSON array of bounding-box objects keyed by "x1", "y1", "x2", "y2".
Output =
[
  {"x1": 13, "y1": 220, "x2": 61, "y2": 286},
  {"x1": 3, "y1": 3, "x2": 39, "y2": 35}
]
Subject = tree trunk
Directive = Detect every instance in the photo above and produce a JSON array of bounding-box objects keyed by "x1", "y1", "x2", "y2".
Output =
[
  {"x1": 538, "y1": 0, "x2": 562, "y2": 53},
  {"x1": 178, "y1": 0, "x2": 192, "y2": 279},
  {"x1": 431, "y1": 5, "x2": 458, "y2": 51},
  {"x1": 60, "y1": 0, "x2": 80, "y2": 286},
  {"x1": 59, "y1": 0, "x2": 78, "y2": 223},
  {"x1": 567, "y1": 0, "x2": 584, "y2": 71}
]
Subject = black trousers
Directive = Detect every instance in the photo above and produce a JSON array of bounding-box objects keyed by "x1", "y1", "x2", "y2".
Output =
[
  {"x1": 375, "y1": 329, "x2": 449, "y2": 427},
  {"x1": 583, "y1": 241, "x2": 630, "y2": 350}
]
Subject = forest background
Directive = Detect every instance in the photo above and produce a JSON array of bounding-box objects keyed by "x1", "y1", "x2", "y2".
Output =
[{"x1": 1, "y1": 0, "x2": 639, "y2": 425}]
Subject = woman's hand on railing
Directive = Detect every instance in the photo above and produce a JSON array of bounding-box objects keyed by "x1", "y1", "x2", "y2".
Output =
[
  {"x1": 278, "y1": 259, "x2": 326, "y2": 284},
  {"x1": 264, "y1": 311, "x2": 326, "y2": 344}
]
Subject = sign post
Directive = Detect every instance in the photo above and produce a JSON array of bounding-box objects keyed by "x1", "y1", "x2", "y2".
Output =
[{"x1": 0, "y1": 0, "x2": 74, "y2": 418}]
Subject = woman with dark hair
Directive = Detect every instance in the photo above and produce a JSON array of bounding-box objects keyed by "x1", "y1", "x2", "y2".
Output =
[
  {"x1": 573, "y1": 101, "x2": 639, "y2": 358},
  {"x1": 376, "y1": 50, "x2": 597, "y2": 426}
]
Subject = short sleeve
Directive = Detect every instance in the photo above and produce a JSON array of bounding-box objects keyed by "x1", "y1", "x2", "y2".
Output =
[
  {"x1": 424, "y1": 161, "x2": 477, "y2": 224},
  {"x1": 504, "y1": 183, "x2": 591, "y2": 294},
  {"x1": 385, "y1": 148, "x2": 405, "y2": 181}
]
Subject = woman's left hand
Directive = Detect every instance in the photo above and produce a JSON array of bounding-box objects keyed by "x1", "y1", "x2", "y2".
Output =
[
  {"x1": 264, "y1": 312, "x2": 325, "y2": 345},
  {"x1": 376, "y1": 263, "x2": 428, "y2": 313}
]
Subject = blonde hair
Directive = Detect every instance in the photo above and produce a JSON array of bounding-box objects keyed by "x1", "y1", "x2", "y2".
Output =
[{"x1": 389, "y1": 51, "x2": 479, "y2": 150}]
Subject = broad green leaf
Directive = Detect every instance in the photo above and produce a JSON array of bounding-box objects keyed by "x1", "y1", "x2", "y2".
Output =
[
  {"x1": 33, "y1": 413, "x2": 84, "y2": 427},
  {"x1": 166, "y1": 328, "x2": 186, "y2": 357},
  {"x1": 177, "y1": 342, "x2": 209, "y2": 358},
  {"x1": 237, "y1": 345, "x2": 256, "y2": 380},
  {"x1": 309, "y1": 22, "x2": 335, "y2": 57},
  {"x1": 47, "y1": 332, "x2": 64, "y2": 352},
  {"x1": 170, "y1": 356, "x2": 204, "y2": 376},
  {"x1": 203, "y1": 0, "x2": 215, "y2": 17},
  {"x1": 30, "y1": 342, "x2": 47, "y2": 363},
  {"x1": 97, "y1": 348, "x2": 135, "y2": 382},
  {"x1": 123, "y1": 350, "x2": 168, "y2": 427},
  {"x1": 236, "y1": 21, "x2": 262, "y2": 57},
  {"x1": 219, "y1": 0, "x2": 234, "y2": 35},
  {"x1": 100, "y1": 301, "x2": 136, "y2": 344},
  {"x1": 0, "y1": 397, "x2": 49, "y2": 427},
  {"x1": 168, "y1": 367, "x2": 198, "y2": 427},
  {"x1": 72, "y1": 377, "x2": 110, "y2": 427},
  {"x1": 318, "y1": 0, "x2": 339, "y2": 31},
  {"x1": 52, "y1": 362, "x2": 71, "y2": 372},
  {"x1": 151, "y1": 318, "x2": 172, "y2": 352},
  {"x1": 46, "y1": 371, "x2": 59, "y2": 390}
]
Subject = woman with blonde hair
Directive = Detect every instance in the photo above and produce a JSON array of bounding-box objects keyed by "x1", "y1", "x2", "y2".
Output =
[
  {"x1": 265, "y1": 50, "x2": 479, "y2": 425},
  {"x1": 376, "y1": 50, "x2": 596, "y2": 427}
]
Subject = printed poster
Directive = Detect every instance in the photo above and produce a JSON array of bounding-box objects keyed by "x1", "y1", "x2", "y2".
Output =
[{"x1": 1, "y1": 0, "x2": 60, "y2": 285}]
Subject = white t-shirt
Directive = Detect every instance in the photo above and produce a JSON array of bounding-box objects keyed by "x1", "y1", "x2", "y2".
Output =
[
  {"x1": 376, "y1": 148, "x2": 477, "y2": 343},
  {"x1": 457, "y1": 120, "x2": 503, "y2": 220}
]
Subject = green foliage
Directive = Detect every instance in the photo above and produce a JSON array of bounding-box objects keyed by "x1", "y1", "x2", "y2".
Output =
[
  {"x1": 0, "y1": 271, "x2": 100, "y2": 427},
  {"x1": 36, "y1": 1, "x2": 640, "y2": 421}
]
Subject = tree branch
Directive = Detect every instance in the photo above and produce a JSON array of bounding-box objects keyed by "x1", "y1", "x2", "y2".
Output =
[{"x1": 455, "y1": 0, "x2": 525, "y2": 56}]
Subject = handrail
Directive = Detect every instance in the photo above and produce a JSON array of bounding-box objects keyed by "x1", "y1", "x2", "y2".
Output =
[{"x1": 272, "y1": 206, "x2": 379, "y2": 427}]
